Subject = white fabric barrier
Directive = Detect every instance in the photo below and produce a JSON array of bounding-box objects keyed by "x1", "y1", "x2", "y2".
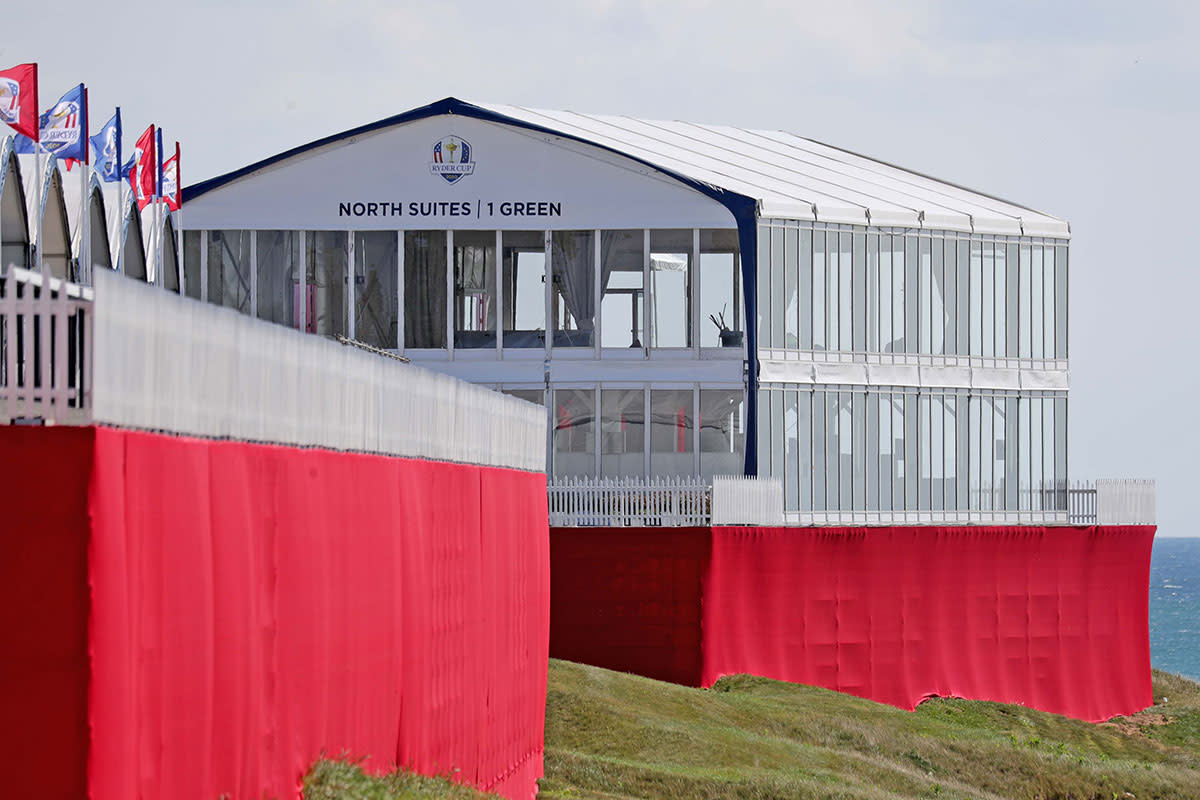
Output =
[
  {"x1": 1096, "y1": 479, "x2": 1156, "y2": 526},
  {"x1": 90, "y1": 269, "x2": 545, "y2": 473},
  {"x1": 711, "y1": 475, "x2": 784, "y2": 525}
]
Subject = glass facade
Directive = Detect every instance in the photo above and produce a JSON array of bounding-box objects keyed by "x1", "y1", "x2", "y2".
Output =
[{"x1": 757, "y1": 220, "x2": 1068, "y2": 361}]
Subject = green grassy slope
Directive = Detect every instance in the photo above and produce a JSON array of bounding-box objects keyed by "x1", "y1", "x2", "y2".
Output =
[
  {"x1": 540, "y1": 661, "x2": 1200, "y2": 800},
  {"x1": 303, "y1": 661, "x2": 1200, "y2": 799}
]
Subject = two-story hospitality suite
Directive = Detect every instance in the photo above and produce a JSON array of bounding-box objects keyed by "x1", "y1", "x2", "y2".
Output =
[{"x1": 181, "y1": 97, "x2": 1070, "y2": 523}]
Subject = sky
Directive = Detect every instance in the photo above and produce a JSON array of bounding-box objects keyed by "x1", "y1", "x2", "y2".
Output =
[{"x1": 5, "y1": 0, "x2": 1197, "y2": 534}]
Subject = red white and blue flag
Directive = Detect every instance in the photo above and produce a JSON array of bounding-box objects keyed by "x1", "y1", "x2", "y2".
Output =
[
  {"x1": 13, "y1": 83, "x2": 88, "y2": 162},
  {"x1": 129, "y1": 124, "x2": 156, "y2": 210},
  {"x1": 162, "y1": 142, "x2": 181, "y2": 211},
  {"x1": 0, "y1": 63, "x2": 38, "y2": 141}
]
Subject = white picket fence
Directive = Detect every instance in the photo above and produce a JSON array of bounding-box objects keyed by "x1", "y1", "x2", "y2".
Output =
[
  {"x1": 548, "y1": 476, "x2": 711, "y2": 526},
  {"x1": 712, "y1": 475, "x2": 784, "y2": 525},
  {"x1": 0, "y1": 267, "x2": 93, "y2": 425}
]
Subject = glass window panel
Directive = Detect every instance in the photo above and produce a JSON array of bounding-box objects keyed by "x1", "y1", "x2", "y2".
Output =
[
  {"x1": 955, "y1": 391, "x2": 969, "y2": 510},
  {"x1": 866, "y1": 234, "x2": 879, "y2": 352},
  {"x1": 551, "y1": 230, "x2": 596, "y2": 348},
  {"x1": 784, "y1": 392, "x2": 799, "y2": 510},
  {"x1": 866, "y1": 391, "x2": 879, "y2": 511},
  {"x1": 1044, "y1": 246, "x2": 1056, "y2": 360},
  {"x1": 798, "y1": 390, "x2": 812, "y2": 510},
  {"x1": 893, "y1": 237, "x2": 906, "y2": 352},
  {"x1": 183, "y1": 230, "x2": 202, "y2": 300},
  {"x1": 982, "y1": 242, "x2": 995, "y2": 358},
  {"x1": 939, "y1": 395, "x2": 952, "y2": 511},
  {"x1": 919, "y1": 238, "x2": 932, "y2": 354},
  {"x1": 931, "y1": 238, "x2": 945, "y2": 355},
  {"x1": 1005, "y1": 396, "x2": 1019, "y2": 511},
  {"x1": 306, "y1": 231, "x2": 347, "y2": 336},
  {"x1": 838, "y1": 392, "x2": 852, "y2": 510},
  {"x1": 783, "y1": 227, "x2": 798, "y2": 348},
  {"x1": 968, "y1": 395, "x2": 981, "y2": 510},
  {"x1": 812, "y1": 389, "x2": 826, "y2": 511},
  {"x1": 852, "y1": 389, "x2": 866, "y2": 509},
  {"x1": 1030, "y1": 396, "x2": 1044, "y2": 510},
  {"x1": 956, "y1": 240, "x2": 970, "y2": 356},
  {"x1": 771, "y1": 390, "x2": 785, "y2": 486},
  {"x1": 354, "y1": 231, "x2": 398, "y2": 348},
  {"x1": 404, "y1": 230, "x2": 447, "y2": 348},
  {"x1": 993, "y1": 397, "x2": 1006, "y2": 510},
  {"x1": 757, "y1": 226, "x2": 770, "y2": 347},
  {"x1": 994, "y1": 243, "x2": 1007, "y2": 358},
  {"x1": 1054, "y1": 396, "x2": 1068, "y2": 510},
  {"x1": 1019, "y1": 244, "x2": 1032, "y2": 359},
  {"x1": 812, "y1": 231, "x2": 826, "y2": 350},
  {"x1": 1031, "y1": 246, "x2": 1045, "y2": 358},
  {"x1": 839, "y1": 233, "x2": 853, "y2": 350},
  {"x1": 904, "y1": 237, "x2": 918, "y2": 354},
  {"x1": 969, "y1": 241, "x2": 983, "y2": 356},
  {"x1": 826, "y1": 232, "x2": 839, "y2": 350},
  {"x1": 600, "y1": 388, "x2": 645, "y2": 478},
  {"x1": 207, "y1": 230, "x2": 251, "y2": 312},
  {"x1": 649, "y1": 229, "x2": 692, "y2": 348},
  {"x1": 501, "y1": 231, "x2": 545, "y2": 349},
  {"x1": 1006, "y1": 243, "x2": 1019, "y2": 359},
  {"x1": 920, "y1": 393, "x2": 932, "y2": 511},
  {"x1": 453, "y1": 230, "x2": 497, "y2": 348},
  {"x1": 700, "y1": 389, "x2": 745, "y2": 480},
  {"x1": 943, "y1": 237, "x2": 957, "y2": 356},
  {"x1": 1042, "y1": 396, "x2": 1055, "y2": 510},
  {"x1": 904, "y1": 392, "x2": 918, "y2": 508},
  {"x1": 798, "y1": 228, "x2": 813, "y2": 350},
  {"x1": 852, "y1": 233, "x2": 866, "y2": 352},
  {"x1": 699, "y1": 230, "x2": 742, "y2": 349},
  {"x1": 826, "y1": 391, "x2": 840, "y2": 509},
  {"x1": 879, "y1": 391, "x2": 893, "y2": 511},
  {"x1": 553, "y1": 388, "x2": 595, "y2": 478},
  {"x1": 600, "y1": 229, "x2": 645, "y2": 349},
  {"x1": 1018, "y1": 396, "x2": 1030, "y2": 511},
  {"x1": 757, "y1": 388, "x2": 771, "y2": 477},
  {"x1": 893, "y1": 394, "x2": 907, "y2": 509},
  {"x1": 880, "y1": 236, "x2": 893, "y2": 352},
  {"x1": 1055, "y1": 246, "x2": 1068, "y2": 359},
  {"x1": 257, "y1": 231, "x2": 300, "y2": 328},
  {"x1": 650, "y1": 388, "x2": 695, "y2": 476}
]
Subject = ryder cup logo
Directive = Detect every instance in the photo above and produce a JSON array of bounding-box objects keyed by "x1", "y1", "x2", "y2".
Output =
[
  {"x1": 430, "y1": 135, "x2": 474, "y2": 184},
  {"x1": 42, "y1": 101, "x2": 80, "y2": 149},
  {"x1": 0, "y1": 79, "x2": 19, "y2": 125}
]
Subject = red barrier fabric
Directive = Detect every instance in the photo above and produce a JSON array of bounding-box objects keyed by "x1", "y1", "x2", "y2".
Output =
[
  {"x1": 549, "y1": 525, "x2": 1154, "y2": 722},
  {"x1": 549, "y1": 528, "x2": 710, "y2": 686},
  {"x1": 0, "y1": 427, "x2": 94, "y2": 800},
  {"x1": 0, "y1": 426, "x2": 548, "y2": 800}
]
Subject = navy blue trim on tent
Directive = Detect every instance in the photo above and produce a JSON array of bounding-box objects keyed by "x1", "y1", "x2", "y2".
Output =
[{"x1": 183, "y1": 96, "x2": 761, "y2": 475}]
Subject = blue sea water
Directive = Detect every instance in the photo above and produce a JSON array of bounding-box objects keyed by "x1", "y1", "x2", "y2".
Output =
[{"x1": 1150, "y1": 537, "x2": 1200, "y2": 681}]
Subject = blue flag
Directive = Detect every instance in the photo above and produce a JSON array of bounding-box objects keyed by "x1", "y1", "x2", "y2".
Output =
[
  {"x1": 90, "y1": 109, "x2": 122, "y2": 182},
  {"x1": 12, "y1": 83, "x2": 87, "y2": 161}
]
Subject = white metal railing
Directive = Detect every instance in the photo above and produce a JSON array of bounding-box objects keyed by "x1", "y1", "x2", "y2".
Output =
[
  {"x1": 1068, "y1": 482, "x2": 1097, "y2": 525},
  {"x1": 712, "y1": 475, "x2": 784, "y2": 525},
  {"x1": 0, "y1": 267, "x2": 93, "y2": 425},
  {"x1": 548, "y1": 476, "x2": 710, "y2": 526}
]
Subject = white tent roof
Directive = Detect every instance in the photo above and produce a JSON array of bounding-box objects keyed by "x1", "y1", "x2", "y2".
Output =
[{"x1": 477, "y1": 102, "x2": 1068, "y2": 238}]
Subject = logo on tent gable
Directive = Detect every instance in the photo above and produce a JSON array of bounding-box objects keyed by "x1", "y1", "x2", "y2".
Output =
[
  {"x1": 430, "y1": 135, "x2": 474, "y2": 184},
  {"x1": 0, "y1": 79, "x2": 19, "y2": 125}
]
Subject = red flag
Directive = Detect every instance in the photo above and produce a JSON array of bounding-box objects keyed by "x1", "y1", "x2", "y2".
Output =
[
  {"x1": 0, "y1": 63, "x2": 38, "y2": 140},
  {"x1": 129, "y1": 124, "x2": 156, "y2": 210},
  {"x1": 162, "y1": 142, "x2": 180, "y2": 211}
]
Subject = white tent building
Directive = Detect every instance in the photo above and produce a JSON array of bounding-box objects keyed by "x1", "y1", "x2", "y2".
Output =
[{"x1": 178, "y1": 97, "x2": 1069, "y2": 522}]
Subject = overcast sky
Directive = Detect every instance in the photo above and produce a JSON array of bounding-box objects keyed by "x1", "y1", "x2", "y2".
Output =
[{"x1": 6, "y1": 0, "x2": 1197, "y2": 535}]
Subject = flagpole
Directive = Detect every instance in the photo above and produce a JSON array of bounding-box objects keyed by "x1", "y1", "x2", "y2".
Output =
[
  {"x1": 34, "y1": 141, "x2": 43, "y2": 273},
  {"x1": 80, "y1": 87, "x2": 89, "y2": 284}
]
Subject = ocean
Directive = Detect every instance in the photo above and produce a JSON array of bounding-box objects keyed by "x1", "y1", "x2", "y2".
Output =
[{"x1": 1150, "y1": 537, "x2": 1200, "y2": 681}]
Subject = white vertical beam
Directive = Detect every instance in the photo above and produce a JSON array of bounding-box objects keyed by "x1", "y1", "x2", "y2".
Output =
[
  {"x1": 544, "y1": 230, "x2": 552, "y2": 356},
  {"x1": 593, "y1": 229, "x2": 602, "y2": 357},
  {"x1": 692, "y1": 228, "x2": 700, "y2": 353},
  {"x1": 347, "y1": 230, "x2": 355, "y2": 339},
  {"x1": 642, "y1": 229, "x2": 650, "y2": 355}
]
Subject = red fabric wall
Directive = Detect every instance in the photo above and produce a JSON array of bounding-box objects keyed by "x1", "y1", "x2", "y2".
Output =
[
  {"x1": 549, "y1": 524, "x2": 1154, "y2": 722},
  {"x1": 0, "y1": 427, "x2": 94, "y2": 800},
  {"x1": 0, "y1": 426, "x2": 549, "y2": 800}
]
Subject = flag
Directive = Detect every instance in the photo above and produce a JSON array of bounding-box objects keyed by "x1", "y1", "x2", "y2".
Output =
[
  {"x1": 129, "y1": 124, "x2": 156, "y2": 210},
  {"x1": 90, "y1": 109, "x2": 122, "y2": 182},
  {"x1": 12, "y1": 83, "x2": 88, "y2": 161},
  {"x1": 162, "y1": 142, "x2": 180, "y2": 211},
  {"x1": 0, "y1": 63, "x2": 37, "y2": 140}
]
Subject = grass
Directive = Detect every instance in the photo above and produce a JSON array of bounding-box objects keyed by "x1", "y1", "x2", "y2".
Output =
[
  {"x1": 539, "y1": 660, "x2": 1200, "y2": 800},
  {"x1": 303, "y1": 662, "x2": 1200, "y2": 799}
]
